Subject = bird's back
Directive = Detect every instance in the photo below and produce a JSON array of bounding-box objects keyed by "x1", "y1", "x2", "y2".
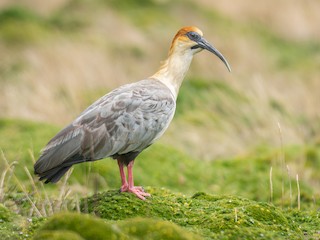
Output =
[{"x1": 34, "y1": 79, "x2": 176, "y2": 183}]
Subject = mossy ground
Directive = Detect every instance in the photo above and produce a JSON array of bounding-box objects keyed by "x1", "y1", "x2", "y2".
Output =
[
  {"x1": 80, "y1": 188, "x2": 306, "y2": 239},
  {"x1": 1, "y1": 188, "x2": 320, "y2": 239},
  {"x1": 33, "y1": 211, "x2": 201, "y2": 240},
  {"x1": 0, "y1": 203, "x2": 44, "y2": 240},
  {"x1": 29, "y1": 187, "x2": 320, "y2": 239},
  {"x1": 1, "y1": 118, "x2": 320, "y2": 239},
  {"x1": 27, "y1": 187, "x2": 319, "y2": 240}
]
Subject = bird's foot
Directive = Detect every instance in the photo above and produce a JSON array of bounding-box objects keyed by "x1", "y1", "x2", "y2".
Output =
[
  {"x1": 128, "y1": 186, "x2": 151, "y2": 200},
  {"x1": 119, "y1": 183, "x2": 129, "y2": 193},
  {"x1": 119, "y1": 185, "x2": 150, "y2": 200}
]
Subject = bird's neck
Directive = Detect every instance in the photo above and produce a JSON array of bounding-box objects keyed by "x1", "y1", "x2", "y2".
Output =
[{"x1": 151, "y1": 50, "x2": 194, "y2": 99}]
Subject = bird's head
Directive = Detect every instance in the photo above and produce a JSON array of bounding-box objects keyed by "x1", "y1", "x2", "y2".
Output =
[{"x1": 169, "y1": 26, "x2": 231, "y2": 72}]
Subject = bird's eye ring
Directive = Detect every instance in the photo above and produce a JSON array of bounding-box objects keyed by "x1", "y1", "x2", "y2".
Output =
[{"x1": 187, "y1": 31, "x2": 200, "y2": 41}]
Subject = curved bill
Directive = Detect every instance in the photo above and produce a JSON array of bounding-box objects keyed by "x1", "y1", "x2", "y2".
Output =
[{"x1": 195, "y1": 37, "x2": 231, "y2": 72}]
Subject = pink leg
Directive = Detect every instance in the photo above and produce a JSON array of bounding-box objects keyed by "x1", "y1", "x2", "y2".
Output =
[
  {"x1": 126, "y1": 160, "x2": 151, "y2": 200},
  {"x1": 117, "y1": 160, "x2": 128, "y2": 192}
]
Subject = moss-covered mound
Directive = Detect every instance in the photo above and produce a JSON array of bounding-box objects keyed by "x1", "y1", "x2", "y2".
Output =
[
  {"x1": 0, "y1": 203, "x2": 24, "y2": 240},
  {"x1": 117, "y1": 217, "x2": 201, "y2": 240},
  {"x1": 33, "y1": 212, "x2": 200, "y2": 240},
  {"x1": 33, "y1": 212, "x2": 127, "y2": 240},
  {"x1": 81, "y1": 188, "x2": 303, "y2": 239},
  {"x1": 0, "y1": 203, "x2": 13, "y2": 222}
]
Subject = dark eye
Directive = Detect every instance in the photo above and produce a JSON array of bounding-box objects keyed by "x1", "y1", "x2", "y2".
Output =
[{"x1": 187, "y1": 31, "x2": 200, "y2": 41}]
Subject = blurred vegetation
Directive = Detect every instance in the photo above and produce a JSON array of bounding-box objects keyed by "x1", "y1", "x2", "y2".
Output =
[
  {"x1": 254, "y1": 24, "x2": 320, "y2": 72},
  {"x1": 1, "y1": 118, "x2": 319, "y2": 205},
  {"x1": 0, "y1": 0, "x2": 320, "y2": 239},
  {"x1": 0, "y1": 7, "x2": 45, "y2": 45},
  {"x1": 0, "y1": 2, "x2": 95, "y2": 47}
]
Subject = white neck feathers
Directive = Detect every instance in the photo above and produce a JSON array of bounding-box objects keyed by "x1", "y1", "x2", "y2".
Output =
[{"x1": 151, "y1": 46, "x2": 195, "y2": 99}]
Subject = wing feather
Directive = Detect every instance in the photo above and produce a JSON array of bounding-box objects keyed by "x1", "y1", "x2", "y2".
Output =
[{"x1": 34, "y1": 79, "x2": 176, "y2": 182}]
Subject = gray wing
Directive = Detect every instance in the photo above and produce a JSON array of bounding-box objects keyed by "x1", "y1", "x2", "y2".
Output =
[{"x1": 34, "y1": 79, "x2": 175, "y2": 181}]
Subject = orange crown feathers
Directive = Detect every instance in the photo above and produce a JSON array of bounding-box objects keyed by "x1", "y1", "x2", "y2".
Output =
[{"x1": 168, "y1": 26, "x2": 203, "y2": 55}]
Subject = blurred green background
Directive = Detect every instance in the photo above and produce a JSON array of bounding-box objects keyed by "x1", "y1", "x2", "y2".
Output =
[{"x1": 0, "y1": 0, "x2": 320, "y2": 210}]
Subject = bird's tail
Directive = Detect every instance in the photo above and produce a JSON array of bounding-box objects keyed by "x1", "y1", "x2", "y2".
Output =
[
  {"x1": 37, "y1": 165, "x2": 72, "y2": 183},
  {"x1": 34, "y1": 123, "x2": 106, "y2": 183},
  {"x1": 34, "y1": 153, "x2": 87, "y2": 183},
  {"x1": 34, "y1": 124, "x2": 86, "y2": 183}
]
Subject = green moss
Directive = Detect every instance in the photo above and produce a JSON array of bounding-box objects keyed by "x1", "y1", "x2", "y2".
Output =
[
  {"x1": 288, "y1": 210, "x2": 320, "y2": 238},
  {"x1": 33, "y1": 212, "x2": 128, "y2": 240},
  {"x1": 0, "y1": 223, "x2": 20, "y2": 240},
  {"x1": 0, "y1": 203, "x2": 14, "y2": 222},
  {"x1": 0, "y1": 203, "x2": 46, "y2": 240},
  {"x1": 33, "y1": 230, "x2": 85, "y2": 240},
  {"x1": 0, "y1": 204, "x2": 24, "y2": 240},
  {"x1": 33, "y1": 212, "x2": 199, "y2": 240},
  {"x1": 118, "y1": 217, "x2": 201, "y2": 240},
  {"x1": 81, "y1": 188, "x2": 303, "y2": 239}
]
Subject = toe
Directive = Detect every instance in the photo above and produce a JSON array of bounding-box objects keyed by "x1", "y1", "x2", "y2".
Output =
[{"x1": 128, "y1": 187, "x2": 151, "y2": 200}]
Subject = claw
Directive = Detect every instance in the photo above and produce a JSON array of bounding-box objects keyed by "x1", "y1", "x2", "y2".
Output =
[{"x1": 128, "y1": 186, "x2": 151, "y2": 200}]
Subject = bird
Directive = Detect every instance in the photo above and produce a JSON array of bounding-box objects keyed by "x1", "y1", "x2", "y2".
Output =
[{"x1": 34, "y1": 26, "x2": 231, "y2": 200}]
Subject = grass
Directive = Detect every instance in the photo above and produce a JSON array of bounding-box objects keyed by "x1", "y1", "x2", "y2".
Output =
[
  {"x1": 0, "y1": 6, "x2": 49, "y2": 45},
  {"x1": 250, "y1": 23, "x2": 320, "y2": 72},
  {"x1": 106, "y1": 0, "x2": 176, "y2": 28},
  {"x1": 0, "y1": 5, "x2": 86, "y2": 46},
  {"x1": 176, "y1": 78, "x2": 248, "y2": 117},
  {"x1": 0, "y1": 119, "x2": 58, "y2": 170},
  {"x1": 1, "y1": 118, "x2": 319, "y2": 206}
]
